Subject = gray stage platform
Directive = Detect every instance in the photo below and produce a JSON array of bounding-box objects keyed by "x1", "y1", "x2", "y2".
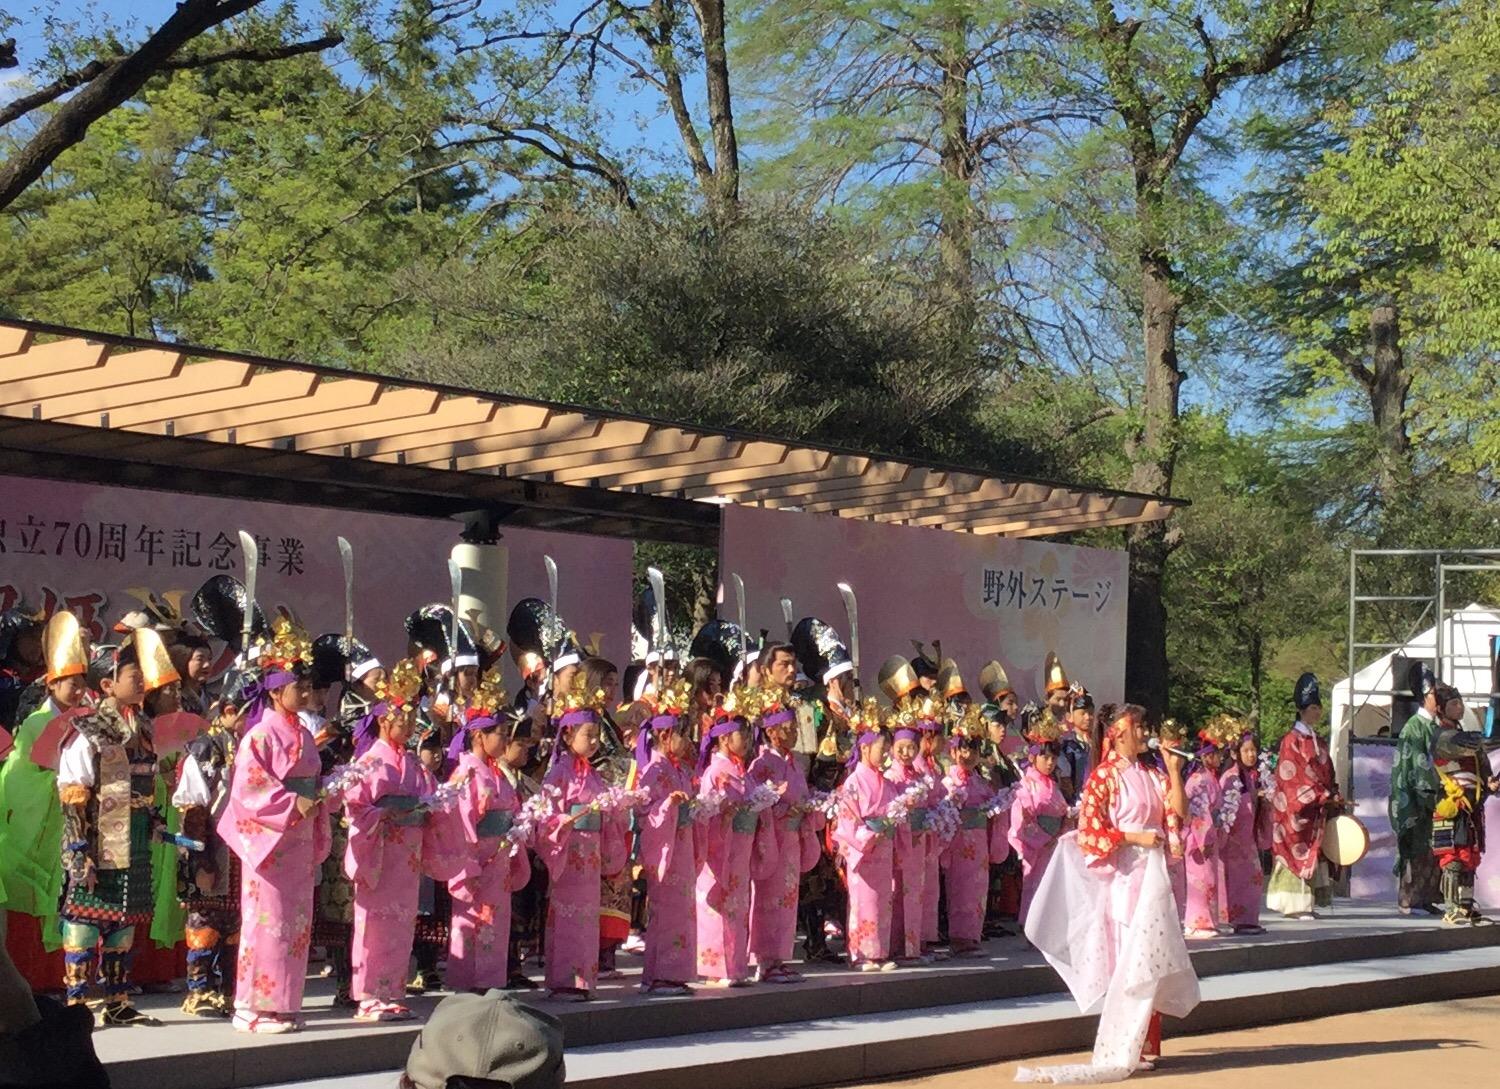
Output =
[{"x1": 94, "y1": 905, "x2": 1500, "y2": 1089}]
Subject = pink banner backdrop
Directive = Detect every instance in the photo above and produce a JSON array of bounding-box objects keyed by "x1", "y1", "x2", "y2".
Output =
[
  {"x1": 718, "y1": 504, "x2": 1128, "y2": 705},
  {"x1": 0, "y1": 473, "x2": 633, "y2": 681}
]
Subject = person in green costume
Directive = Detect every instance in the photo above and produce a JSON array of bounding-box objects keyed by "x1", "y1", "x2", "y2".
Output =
[
  {"x1": 0, "y1": 611, "x2": 92, "y2": 990},
  {"x1": 1388, "y1": 660, "x2": 1444, "y2": 915}
]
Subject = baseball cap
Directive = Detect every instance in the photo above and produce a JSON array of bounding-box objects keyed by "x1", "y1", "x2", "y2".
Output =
[{"x1": 403, "y1": 991, "x2": 564, "y2": 1089}]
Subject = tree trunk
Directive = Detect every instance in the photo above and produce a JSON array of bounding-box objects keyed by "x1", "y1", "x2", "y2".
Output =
[
  {"x1": 934, "y1": 8, "x2": 976, "y2": 353},
  {"x1": 1124, "y1": 244, "x2": 1184, "y2": 714},
  {"x1": 1367, "y1": 300, "x2": 1411, "y2": 500},
  {"x1": 690, "y1": 0, "x2": 739, "y2": 215},
  {"x1": 1247, "y1": 631, "x2": 1263, "y2": 728}
]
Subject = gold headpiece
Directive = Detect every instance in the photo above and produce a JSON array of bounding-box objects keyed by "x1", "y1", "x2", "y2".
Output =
[
  {"x1": 1043, "y1": 651, "x2": 1069, "y2": 694},
  {"x1": 846, "y1": 696, "x2": 885, "y2": 734},
  {"x1": 878, "y1": 655, "x2": 920, "y2": 703},
  {"x1": 553, "y1": 670, "x2": 608, "y2": 720},
  {"x1": 647, "y1": 678, "x2": 694, "y2": 719},
  {"x1": 254, "y1": 615, "x2": 313, "y2": 673},
  {"x1": 467, "y1": 668, "x2": 510, "y2": 719},
  {"x1": 375, "y1": 658, "x2": 423, "y2": 709},
  {"x1": 890, "y1": 692, "x2": 942, "y2": 732},
  {"x1": 1158, "y1": 716, "x2": 1187, "y2": 748},
  {"x1": 936, "y1": 658, "x2": 967, "y2": 701},
  {"x1": 979, "y1": 660, "x2": 1014, "y2": 703},
  {"x1": 129, "y1": 626, "x2": 181, "y2": 692},
  {"x1": 1024, "y1": 707, "x2": 1062, "y2": 745},
  {"x1": 44, "y1": 610, "x2": 88, "y2": 684}
]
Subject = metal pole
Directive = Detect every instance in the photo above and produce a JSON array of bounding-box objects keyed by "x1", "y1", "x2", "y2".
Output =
[
  {"x1": 1343, "y1": 548, "x2": 1357, "y2": 802},
  {"x1": 1435, "y1": 553, "x2": 1445, "y2": 681}
]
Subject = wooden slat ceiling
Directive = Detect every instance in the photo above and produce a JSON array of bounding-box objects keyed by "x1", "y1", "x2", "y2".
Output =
[{"x1": 0, "y1": 321, "x2": 1183, "y2": 538}]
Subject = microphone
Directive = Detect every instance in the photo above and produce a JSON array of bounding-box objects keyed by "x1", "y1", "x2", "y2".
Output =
[{"x1": 1147, "y1": 736, "x2": 1194, "y2": 761}]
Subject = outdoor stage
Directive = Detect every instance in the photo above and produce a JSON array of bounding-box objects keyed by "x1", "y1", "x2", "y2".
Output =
[{"x1": 96, "y1": 905, "x2": 1500, "y2": 1089}]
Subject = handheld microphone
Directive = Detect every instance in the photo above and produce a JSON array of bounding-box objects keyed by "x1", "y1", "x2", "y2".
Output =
[{"x1": 1147, "y1": 736, "x2": 1194, "y2": 761}]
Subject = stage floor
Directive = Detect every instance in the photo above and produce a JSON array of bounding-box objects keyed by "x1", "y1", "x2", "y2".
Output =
[{"x1": 93, "y1": 904, "x2": 1500, "y2": 1089}]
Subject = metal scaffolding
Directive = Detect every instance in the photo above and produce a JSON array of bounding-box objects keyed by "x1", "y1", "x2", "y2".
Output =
[{"x1": 1338, "y1": 548, "x2": 1500, "y2": 791}]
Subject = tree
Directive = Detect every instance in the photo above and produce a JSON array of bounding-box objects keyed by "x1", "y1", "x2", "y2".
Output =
[
  {"x1": 0, "y1": 0, "x2": 340, "y2": 211},
  {"x1": 1049, "y1": 0, "x2": 1364, "y2": 712},
  {"x1": 1164, "y1": 414, "x2": 1343, "y2": 728},
  {"x1": 0, "y1": 11, "x2": 479, "y2": 363},
  {"x1": 1290, "y1": 0, "x2": 1500, "y2": 482},
  {"x1": 735, "y1": 0, "x2": 1074, "y2": 360}
]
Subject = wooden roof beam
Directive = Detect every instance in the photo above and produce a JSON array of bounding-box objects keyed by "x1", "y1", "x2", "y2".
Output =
[{"x1": 0, "y1": 346, "x2": 180, "y2": 408}]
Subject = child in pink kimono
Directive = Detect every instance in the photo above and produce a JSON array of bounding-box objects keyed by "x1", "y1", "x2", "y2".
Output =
[
  {"x1": 941, "y1": 729, "x2": 999, "y2": 956},
  {"x1": 748, "y1": 692, "x2": 823, "y2": 983},
  {"x1": 444, "y1": 690, "x2": 530, "y2": 993},
  {"x1": 1183, "y1": 730, "x2": 1228, "y2": 939},
  {"x1": 635, "y1": 687, "x2": 700, "y2": 995},
  {"x1": 885, "y1": 726, "x2": 929, "y2": 962},
  {"x1": 834, "y1": 719, "x2": 899, "y2": 972},
  {"x1": 914, "y1": 718, "x2": 948, "y2": 956},
  {"x1": 218, "y1": 623, "x2": 332, "y2": 1035},
  {"x1": 696, "y1": 705, "x2": 760, "y2": 987},
  {"x1": 1008, "y1": 740, "x2": 1068, "y2": 926},
  {"x1": 344, "y1": 660, "x2": 435, "y2": 1022},
  {"x1": 1219, "y1": 728, "x2": 1269, "y2": 934},
  {"x1": 535, "y1": 687, "x2": 628, "y2": 1002}
]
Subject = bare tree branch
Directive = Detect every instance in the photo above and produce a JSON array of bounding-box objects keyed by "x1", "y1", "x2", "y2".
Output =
[
  {"x1": 0, "y1": 33, "x2": 342, "y2": 130},
  {"x1": 0, "y1": 0, "x2": 346, "y2": 211}
]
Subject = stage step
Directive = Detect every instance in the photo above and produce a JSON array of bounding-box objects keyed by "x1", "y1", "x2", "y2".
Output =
[
  {"x1": 563, "y1": 945, "x2": 1500, "y2": 1089},
  {"x1": 98, "y1": 908, "x2": 1500, "y2": 1089},
  {"x1": 263, "y1": 944, "x2": 1500, "y2": 1089}
]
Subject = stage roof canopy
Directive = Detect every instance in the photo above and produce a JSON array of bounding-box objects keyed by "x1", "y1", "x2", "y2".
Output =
[{"x1": 0, "y1": 319, "x2": 1183, "y2": 545}]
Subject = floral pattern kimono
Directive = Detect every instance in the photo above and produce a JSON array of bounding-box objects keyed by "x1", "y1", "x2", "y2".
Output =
[
  {"x1": 446, "y1": 751, "x2": 530, "y2": 991},
  {"x1": 1267, "y1": 724, "x2": 1337, "y2": 916},
  {"x1": 343, "y1": 738, "x2": 436, "y2": 1003},
  {"x1": 1008, "y1": 765, "x2": 1069, "y2": 925},
  {"x1": 1218, "y1": 762, "x2": 1269, "y2": 928},
  {"x1": 885, "y1": 759, "x2": 929, "y2": 958},
  {"x1": 941, "y1": 764, "x2": 998, "y2": 944},
  {"x1": 833, "y1": 761, "x2": 899, "y2": 965},
  {"x1": 217, "y1": 709, "x2": 331, "y2": 1014},
  {"x1": 696, "y1": 750, "x2": 757, "y2": 981},
  {"x1": 535, "y1": 753, "x2": 627, "y2": 992},
  {"x1": 637, "y1": 749, "x2": 700, "y2": 986},
  {"x1": 748, "y1": 744, "x2": 824, "y2": 969},
  {"x1": 1182, "y1": 766, "x2": 1225, "y2": 933}
]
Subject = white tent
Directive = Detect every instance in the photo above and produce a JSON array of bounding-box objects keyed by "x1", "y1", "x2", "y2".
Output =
[{"x1": 1331, "y1": 601, "x2": 1500, "y2": 789}]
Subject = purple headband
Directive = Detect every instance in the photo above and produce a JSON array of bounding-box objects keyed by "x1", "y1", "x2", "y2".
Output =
[
  {"x1": 242, "y1": 669, "x2": 299, "y2": 732},
  {"x1": 445, "y1": 712, "x2": 501, "y2": 765},
  {"x1": 893, "y1": 727, "x2": 921, "y2": 742},
  {"x1": 916, "y1": 718, "x2": 942, "y2": 733},
  {"x1": 845, "y1": 729, "x2": 883, "y2": 769},
  {"x1": 762, "y1": 708, "x2": 795, "y2": 729},
  {"x1": 550, "y1": 708, "x2": 599, "y2": 761},
  {"x1": 352, "y1": 700, "x2": 393, "y2": 760},
  {"x1": 697, "y1": 716, "x2": 745, "y2": 774},
  {"x1": 634, "y1": 712, "x2": 682, "y2": 767}
]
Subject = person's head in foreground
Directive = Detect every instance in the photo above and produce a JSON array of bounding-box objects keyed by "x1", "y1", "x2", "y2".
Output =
[{"x1": 402, "y1": 990, "x2": 564, "y2": 1089}]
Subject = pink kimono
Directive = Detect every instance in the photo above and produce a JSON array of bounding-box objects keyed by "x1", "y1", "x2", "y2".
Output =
[
  {"x1": 218, "y1": 710, "x2": 331, "y2": 1015},
  {"x1": 936, "y1": 768, "x2": 996, "y2": 948},
  {"x1": 1008, "y1": 765, "x2": 1068, "y2": 925},
  {"x1": 637, "y1": 751, "x2": 699, "y2": 986},
  {"x1": 834, "y1": 761, "x2": 899, "y2": 965},
  {"x1": 941, "y1": 765, "x2": 997, "y2": 944},
  {"x1": 535, "y1": 754, "x2": 627, "y2": 992},
  {"x1": 446, "y1": 752, "x2": 530, "y2": 991},
  {"x1": 1218, "y1": 763, "x2": 1268, "y2": 928},
  {"x1": 1182, "y1": 766, "x2": 1225, "y2": 932},
  {"x1": 915, "y1": 752, "x2": 947, "y2": 945},
  {"x1": 885, "y1": 760, "x2": 928, "y2": 959},
  {"x1": 748, "y1": 745, "x2": 824, "y2": 968},
  {"x1": 344, "y1": 739, "x2": 436, "y2": 1003},
  {"x1": 696, "y1": 751, "x2": 757, "y2": 981}
]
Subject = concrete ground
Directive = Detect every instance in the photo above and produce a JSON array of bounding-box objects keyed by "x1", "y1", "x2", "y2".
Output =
[{"x1": 847, "y1": 996, "x2": 1500, "y2": 1088}]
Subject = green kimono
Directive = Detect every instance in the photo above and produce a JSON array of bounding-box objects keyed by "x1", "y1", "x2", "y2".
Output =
[
  {"x1": 0, "y1": 700, "x2": 66, "y2": 950},
  {"x1": 1389, "y1": 710, "x2": 1441, "y2": 903}
]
